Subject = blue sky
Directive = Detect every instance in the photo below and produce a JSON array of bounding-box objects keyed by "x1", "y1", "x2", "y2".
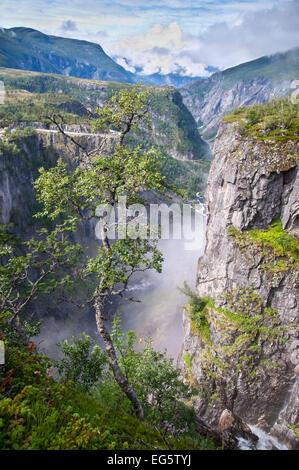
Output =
[{"x1": 1, "y1": 0, "x2": 298, "y2": 76}]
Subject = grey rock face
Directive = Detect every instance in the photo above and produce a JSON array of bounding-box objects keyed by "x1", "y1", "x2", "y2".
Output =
[
  {"x1": 0, "y1": 129, "x2": 115, "y2": 231},
  {"x1": 181, "y1": 76, "x2": 292, "y2": 142},
  {"x1": 179, "y1": 121, "x2": 299, "y2": 448}
]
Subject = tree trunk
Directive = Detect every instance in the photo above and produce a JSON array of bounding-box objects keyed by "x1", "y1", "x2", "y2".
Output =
[{"x1": 94, "y1": 296, "x2": 144, "y2": 420}]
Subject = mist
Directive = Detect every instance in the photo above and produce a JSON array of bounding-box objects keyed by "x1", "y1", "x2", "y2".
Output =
[{"x1": 37, "y1": 206, "x2": 206, "y2": 362}]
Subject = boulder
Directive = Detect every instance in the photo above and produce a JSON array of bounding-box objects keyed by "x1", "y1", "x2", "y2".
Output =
[{"x1": 218, "y1": 409, "x2": 259, "y2": 449}]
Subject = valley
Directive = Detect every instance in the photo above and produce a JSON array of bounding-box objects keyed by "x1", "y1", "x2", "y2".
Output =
[{"x1": 0, "y1": 29, "x2": 298, "y2": 451}]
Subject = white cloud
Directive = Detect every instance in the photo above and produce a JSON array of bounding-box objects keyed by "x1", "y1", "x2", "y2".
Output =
[
  {"x1": 104, "y1": 0, "x2": 299, "y2": 77},
  {"x1": 0, "y1": 0, "x2": 297, "y2": 78},
  {"x1": 106, "y1": 23, "x2": 210, "y2": 77}
]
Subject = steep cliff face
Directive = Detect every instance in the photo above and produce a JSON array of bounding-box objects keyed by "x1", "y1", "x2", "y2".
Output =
[
  {"x1": 179, "y1": 121, "x2": 299, "y2": 448},
  {"x1": 182, "y1": 76, "x2": 292, "y2": 141},
  {"x1": 0, "y1": 128, "x2": 115, "y2": 232}
]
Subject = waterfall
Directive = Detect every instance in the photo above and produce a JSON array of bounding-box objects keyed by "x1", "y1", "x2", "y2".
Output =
[{"x1": 238, "y1": 425, "x2": 288, "y2": 450}]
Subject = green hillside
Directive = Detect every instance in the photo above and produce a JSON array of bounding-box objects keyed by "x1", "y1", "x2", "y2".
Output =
[
  {"x1": 184, "y1": 48, "x2": 299, "y2": 96},
  {"x1": 0, "y1": 67, "x2": 210, "y2": 197},
  {"x1": 0, "y1": 27, "x2": 134, "y2": 83},
  {"x1": 220, "y1": 48, "x2": 299, "y2": 89},
  {"x1": 181, "y1": 48, "x2": 299, "y2": 141}
]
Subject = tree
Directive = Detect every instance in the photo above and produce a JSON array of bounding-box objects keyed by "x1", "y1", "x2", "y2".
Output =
[
  {"x1": 34, "y1": 87, "x2": 173, "y2": 420},
  {"x1": 0, "y1": 221, "x2": 82, "y2": 345}
]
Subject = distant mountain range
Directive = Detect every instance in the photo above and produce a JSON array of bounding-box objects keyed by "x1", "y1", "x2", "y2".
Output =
[
  {"x1": 0, "y1": 27, "x2": 201, "y2": 87},
  {"x1": 181, "y1": 47, "x2": 299, "y2": 141},
  {"x1": 1, "y1": 26, "x2": 298, "y2": 137},
  {"x1": 0, "y1": 27, "x2": 136, "y2": 83}
]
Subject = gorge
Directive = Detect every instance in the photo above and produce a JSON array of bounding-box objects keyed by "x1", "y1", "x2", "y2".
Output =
[{"x1": 0, "y1": 50, "x2": 298, "y2": 450}]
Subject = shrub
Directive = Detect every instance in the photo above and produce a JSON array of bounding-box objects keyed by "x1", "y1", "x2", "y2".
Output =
[{"x1": 55, "y1": 334, "x2": 108, "y2": 391}]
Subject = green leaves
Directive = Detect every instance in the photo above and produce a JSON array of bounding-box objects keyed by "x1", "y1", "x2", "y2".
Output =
[
  {"x1": 84, "y1": 238, "x2": 163, "y2": 292},
  {"x1": 34, "y1": 87, "x2": 172, "y2": 303},
  {"x1": 0, "y1": 221, "x2": 82, "y2": 334},
  {"x1": 55, "y1": 334, "x2": 108, "y2": 391},
  {"x1": 92, "y1": 86, "x2": 152, "y2": 141},
  {"x1": 107, "y1": 317, "x2": 192, "y2": 429}
]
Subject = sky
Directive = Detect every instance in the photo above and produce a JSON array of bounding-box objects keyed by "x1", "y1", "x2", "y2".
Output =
[{"x1": 1, "y1": 0, "x2": 299, "y2": 76}]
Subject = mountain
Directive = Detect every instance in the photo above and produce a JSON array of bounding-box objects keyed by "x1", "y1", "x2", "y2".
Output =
[
  {"x1": 0, "y1": 27, "x2": 136, "y2": 83},
  {"x1": 179, "y1": 98, "x2": 299, "y2": 449},
  {"x1": 181, "y1": 48, "x2": 299, "y2": 141},
  {"x1": 135, "y1": 72, "x2": 202, "y2": 88},
  {"x1": 0, "y1": 27, "x2": 214, "y2": 89}
]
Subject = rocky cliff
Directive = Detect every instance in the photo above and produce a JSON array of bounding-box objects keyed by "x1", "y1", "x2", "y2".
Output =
[
  {"x1": 179, "y1": 120, "x2": 299, "y2": 449},
  {"x1": 0, "y1": 127, "x2": 115, "y2": 232},
  {"x1": 182, "y1": 76, "x2": 292, "y2": 142}
]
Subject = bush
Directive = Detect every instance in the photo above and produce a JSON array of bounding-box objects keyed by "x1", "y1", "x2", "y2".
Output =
[{"x1": 55, "y1": 334, "x2": 108, "y2": 391}]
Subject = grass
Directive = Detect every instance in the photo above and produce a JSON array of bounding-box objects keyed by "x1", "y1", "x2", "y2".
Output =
[
  {"x1": 0, "y1": 345, "x2": 216, "y2": 450},
  {"x1": 229, "y1": 219, "x2": 299, "y2": 263},
  {"x1": 183, "y1": 353, "x2": 192, "y2": 368},
  {"x1": 187, "y1": 296, "x2": 213, "y2": 344},
  {"x1": 223, "y1": 97, "x2": 299, "y2": 142}
]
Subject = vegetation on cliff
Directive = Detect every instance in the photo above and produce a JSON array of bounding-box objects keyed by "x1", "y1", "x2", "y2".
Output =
[
  {"x1": 223, "y1": 97, "x2": 299, "y2": 142},
  {"x1": 228, "y1": 219, "x2": 298, "y2": 263},
  {"x1": 0, "y1": 68, "x2": 210, "y2": 198},
  {"x1": 182, "y1": 284, "x2": 287, "y2": 407},
  {"x1": 0, "y1": 67, "x2": 209, "y2": 162}
]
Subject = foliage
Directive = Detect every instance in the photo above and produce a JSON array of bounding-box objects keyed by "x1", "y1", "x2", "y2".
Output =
[
  {"x1": 0, "y1": 327, "x2": 216, "y2": 450},
  {"x1": 107, "y1": 317, "x2": 192, "y2": 429},
  {"x1": 228, "y1": 218, "x2": 299, "y2": 263},
  {"x1": 0, "y1": 220, "x2": 82, "y2": 342},
  {"x1": 0, "y1": 67, "x2": 207, "y2": 164},
  {"x1": 223, "y1": 98, "x2": 299, "y2": 141},
  {"x1": 0, "y1": 126, "x2": 37, "y2": 156},
  {"x1": 179, "y1": 282, "x2": 211, "y2": 342},
  {"x1": 92, "y1": 86, "x2": 151, "y2": 140},
  {"x1": 160, "y1": 154, "x2": 209, "y2": 198},
  {"x1": 54, "y1": 334, "x2": 108, "y2": 391}
]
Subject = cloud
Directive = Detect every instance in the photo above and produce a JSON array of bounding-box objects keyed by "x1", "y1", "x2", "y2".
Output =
[
  {"x1": 0, "y1": 0, "x2": 298, "y2": 77},
  {"x1": 108, "y1": 23, "x2": 211, "y2": 77},
  {"x1": 105, "y1": 0, "x2": 299, "y2": 77},
  {"x1": 194, "y1": 0, "x2": 299, "y2": 70},
  {"x1": 95, "y1": 30, "x2": 109, "y2": 38},
  {"x1": 60, "y1": 19, "x2": 78, "y2": 32}
]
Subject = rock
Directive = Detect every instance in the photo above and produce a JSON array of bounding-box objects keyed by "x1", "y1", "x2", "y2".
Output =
[
  {"x1": 256, "y1": 414, "x2": 271, "y2": 433},
  {"x1": 179, "y1": 120, "x2": 299, "y2": 438},
  {"x1": 270, "y1": 424, "x2": 299, "y2": 450},
  {"x1": 194, "y1": 415, "x2": 231, "y2": 450},
  {"x1": 218, "y1": 409, "x2": 258, "y2": 449},
  {"x1": 181, "y1": 70, "x2": 293, "y2": 143}
]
